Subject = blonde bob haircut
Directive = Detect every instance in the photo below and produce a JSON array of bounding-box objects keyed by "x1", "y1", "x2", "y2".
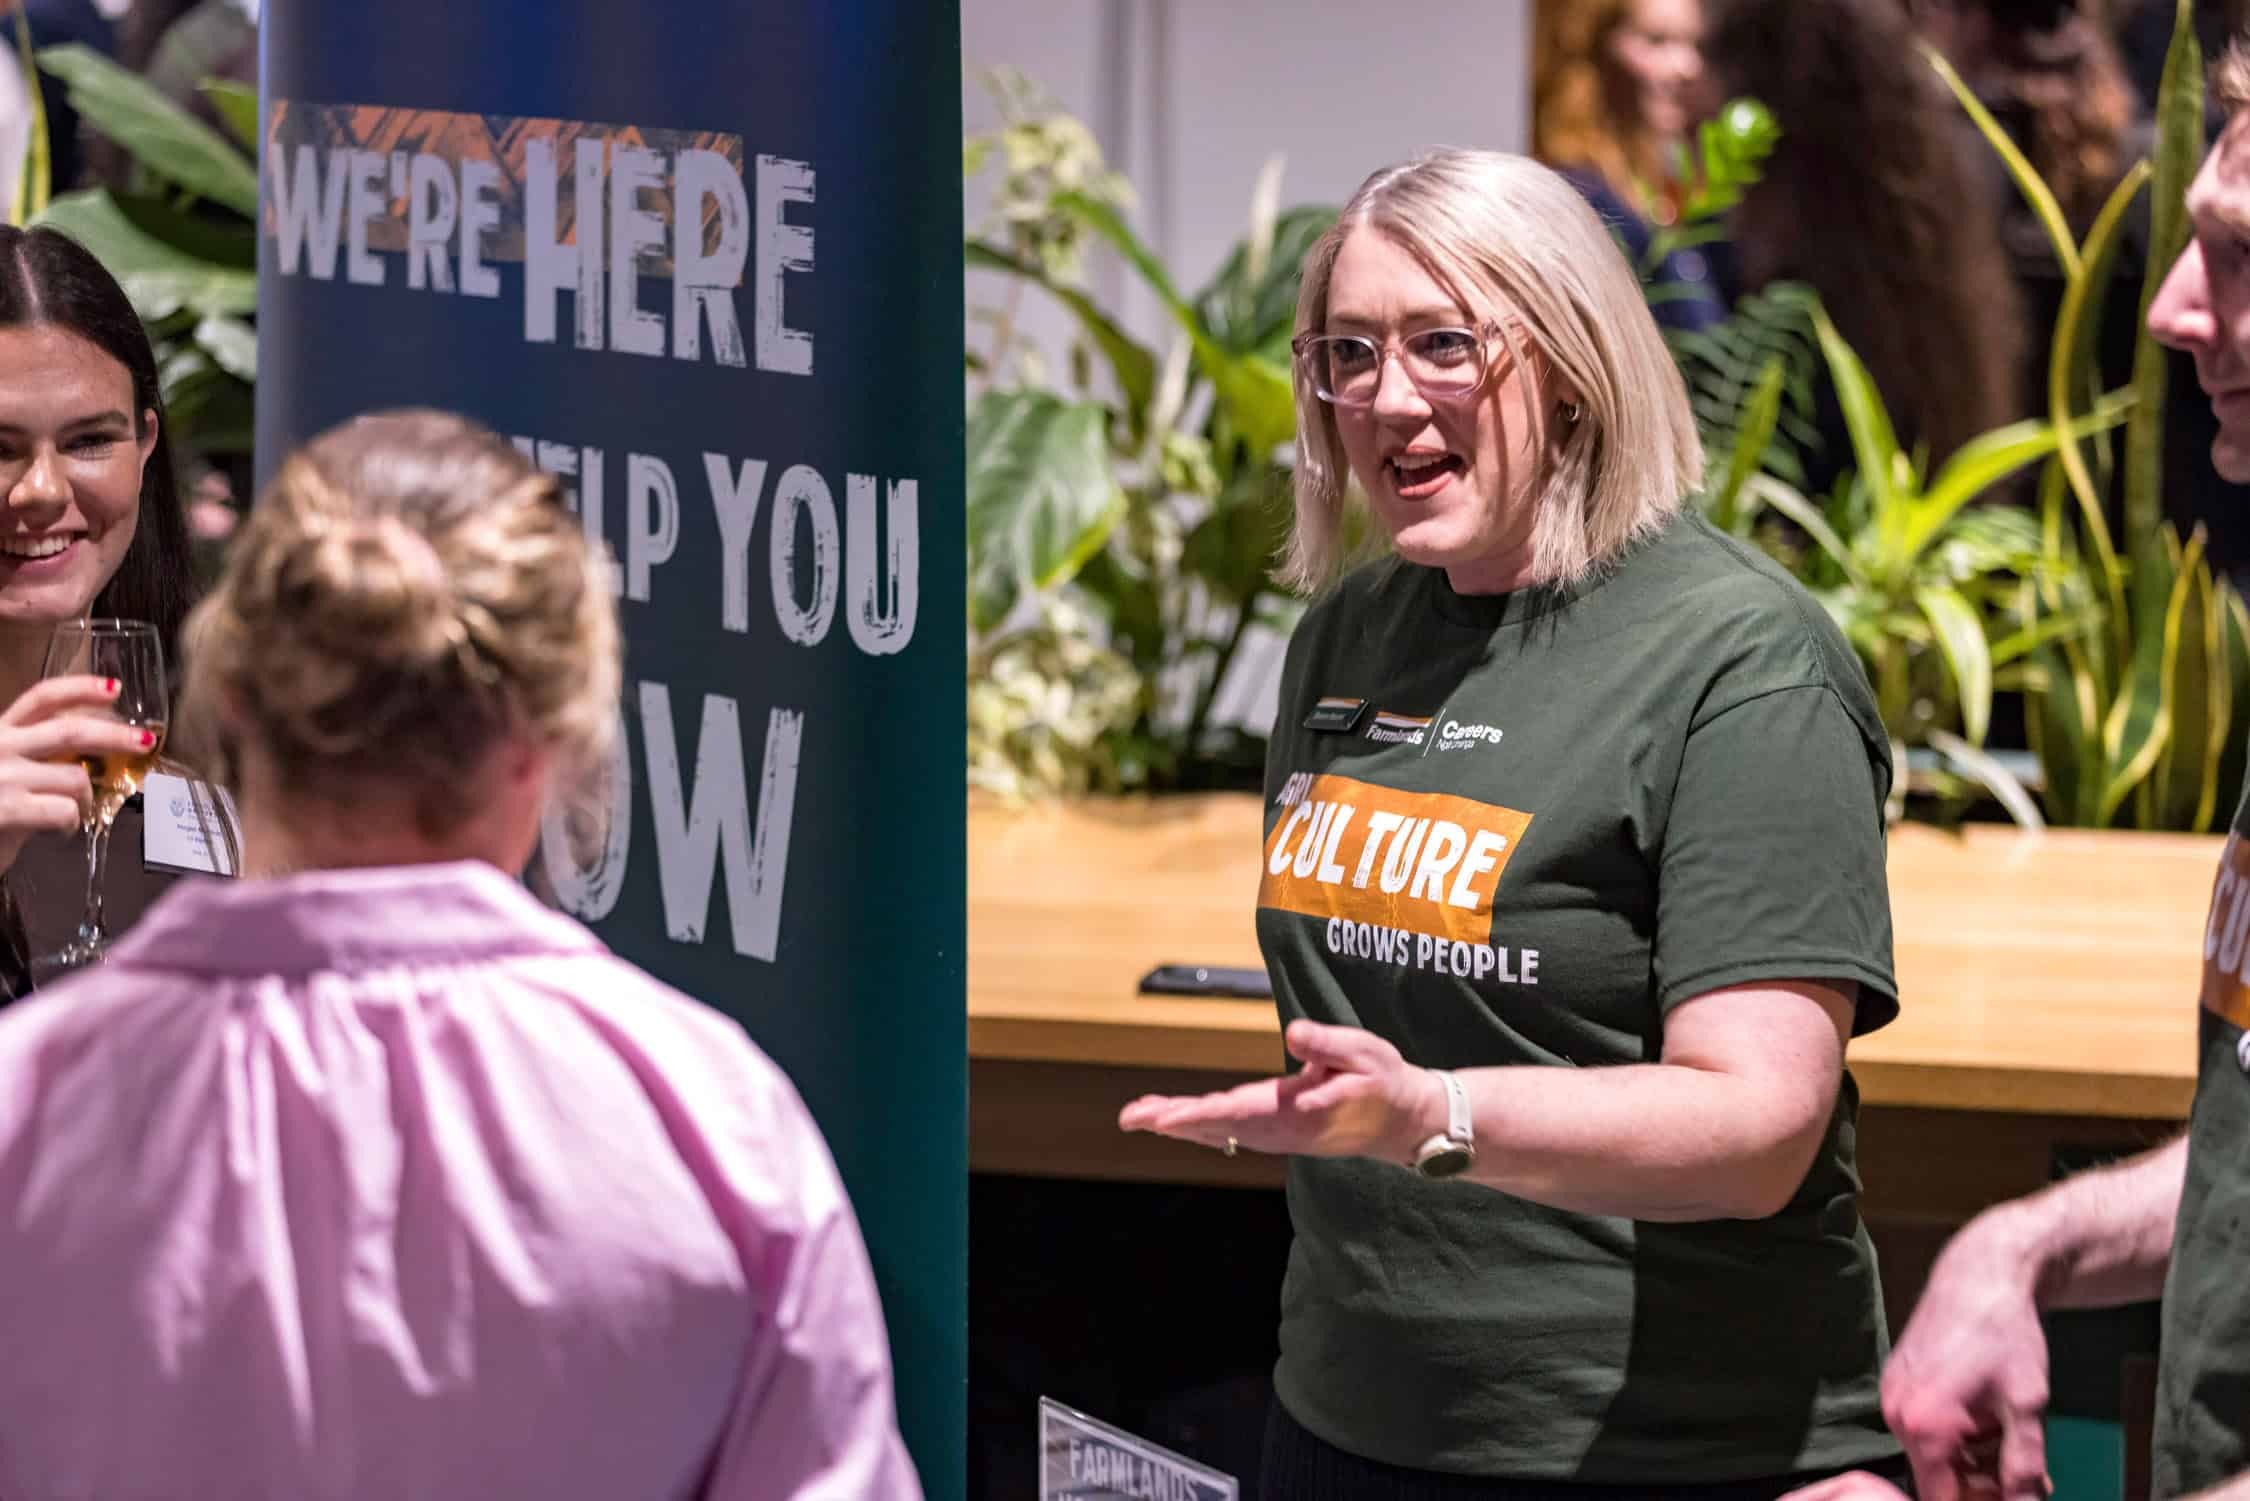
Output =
[{"x1": 1283, "y1": 148, "x2": 1701, "y2": 593}]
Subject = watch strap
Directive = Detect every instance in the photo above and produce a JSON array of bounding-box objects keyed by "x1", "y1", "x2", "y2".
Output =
[
  {"x1": 1437, "y1": 1068, "x2": 1471, "y2": 1146},
  {"x1": 1410, "y1": 1068, "x2": 1475, "y2": 1176}
]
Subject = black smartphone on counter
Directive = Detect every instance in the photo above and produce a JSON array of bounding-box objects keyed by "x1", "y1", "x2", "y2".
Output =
[{"x1": 1137, "y1": 963, "x2": 1273, "y2": 1000}]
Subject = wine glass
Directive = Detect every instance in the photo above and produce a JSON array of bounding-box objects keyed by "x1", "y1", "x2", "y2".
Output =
[{"x1": 33, "y1": 619, "x2": 168, "y2": 978}]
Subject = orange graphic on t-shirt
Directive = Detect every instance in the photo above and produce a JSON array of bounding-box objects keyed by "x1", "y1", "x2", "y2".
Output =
[
  {"x1": 1259, "y1": 773, "x2": 1532, "y2": 945},
  {"x1": 2200, "y1": 834, "x2": 2250, "y2": 1029}
]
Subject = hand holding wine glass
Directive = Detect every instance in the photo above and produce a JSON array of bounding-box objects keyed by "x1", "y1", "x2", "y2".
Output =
[
  {"x1": 33, "y1": 619, "x2": 166, "y2": 975},
  {"x1": 0, "y1": 674, "x2": 155, "y2": 873}
]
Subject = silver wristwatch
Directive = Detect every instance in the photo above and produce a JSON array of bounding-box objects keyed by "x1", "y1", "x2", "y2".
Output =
[{"x1": 1410, "y1": 1068, "x2": 1475, "y2": 1179}]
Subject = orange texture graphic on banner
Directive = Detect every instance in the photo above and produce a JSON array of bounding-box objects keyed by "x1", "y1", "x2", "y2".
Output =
[
  {"x1": 2201, "y1": 834, "x2": 2250, "y2": 1029},
  {"x1": 1259, "y1": 773, "x2": 1532, "y2": 946},
  {"x1": 264, "y1": 100, "x2": 744, "y2": 267}
]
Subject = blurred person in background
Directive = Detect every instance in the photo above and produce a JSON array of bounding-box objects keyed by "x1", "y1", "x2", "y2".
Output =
[
  {"x1": 1535, "y1": 0, "x2": 1730, "y2": 330},
  {"x1": 0, "y1": 409, "x2": 921, "y2": 1499},
  {"x1": 1706, "y1": 0, "x2": 2027, "y2": 481}
]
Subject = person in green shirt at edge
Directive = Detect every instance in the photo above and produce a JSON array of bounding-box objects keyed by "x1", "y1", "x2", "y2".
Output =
[
  {"x1": 1118, "y1": 144, "x2": 1911, "y2": 1497},
  {"x1": 1773, "y1": 33, "x2": 2250, "y2": 1501}
]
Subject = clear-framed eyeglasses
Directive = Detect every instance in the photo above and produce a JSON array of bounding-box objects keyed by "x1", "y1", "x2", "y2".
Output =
[{"x1": 1291, "y1": 320, "x2": 1511, "y2": 407}]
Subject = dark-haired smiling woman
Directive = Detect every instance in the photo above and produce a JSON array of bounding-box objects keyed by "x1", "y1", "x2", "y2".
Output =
[{"x1": 0, "y1": 224, "x2": 199, "y2": 999}]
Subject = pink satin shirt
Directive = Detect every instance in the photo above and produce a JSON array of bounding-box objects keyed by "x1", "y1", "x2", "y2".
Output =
[{"x1": 0, "y1": 860, "x2": 921, "y2": 1499}]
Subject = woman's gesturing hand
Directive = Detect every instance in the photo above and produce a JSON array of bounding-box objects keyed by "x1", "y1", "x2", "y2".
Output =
[
  {"x1": 0, "y1": 675, "x2": 146, "y2": 874},
  {"x1": 1118, "y1": 1019, "x2": 1446, "y2": 1165}
]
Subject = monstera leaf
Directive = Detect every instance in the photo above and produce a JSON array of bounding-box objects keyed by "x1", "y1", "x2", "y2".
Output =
[{"x1": 967, "y1": 390, "x2": 1123, "y2": 633}]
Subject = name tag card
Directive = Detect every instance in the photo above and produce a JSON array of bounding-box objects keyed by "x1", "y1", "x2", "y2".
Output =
[
  {"x1": 141, "y1": 771, "x2": 242, "y2": 878},
  {"x1": 1038, "y1": 1397, "x2": 1237, "y2": 1501}
]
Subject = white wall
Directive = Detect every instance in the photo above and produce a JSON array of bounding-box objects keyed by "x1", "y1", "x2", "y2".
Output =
[
  {"x1": 962, "y1": 0, "x2": 1535, "y2": 735},
  {"x1": 964, "y1": 0, "x2": 1534, "y2": 355}
]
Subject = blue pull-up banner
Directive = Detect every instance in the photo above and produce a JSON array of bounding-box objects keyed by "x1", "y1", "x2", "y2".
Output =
[{"x1": 256, "y1": 7, "x2": 966, "y2": 1494}]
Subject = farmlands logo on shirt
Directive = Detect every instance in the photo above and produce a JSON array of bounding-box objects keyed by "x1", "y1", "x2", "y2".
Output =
[
  {"x1": 1263, "y1": 771, "x2": 1540, "y2": 983},
  {"x1": 1363, "y1": 711, "x2": 1431, "y2": 746}
]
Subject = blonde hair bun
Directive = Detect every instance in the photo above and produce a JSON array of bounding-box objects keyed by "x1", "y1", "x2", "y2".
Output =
[
  {"x1": 285, "y1": 514, "x2": 463, "y2": 673},
  {"x1": 181, "y1": 409, "x2": 621, "y2": 831}
]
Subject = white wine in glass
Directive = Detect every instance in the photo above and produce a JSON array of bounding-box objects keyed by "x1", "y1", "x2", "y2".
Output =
[
  {"x1": 76, "y1": 722, "x2": 167, "y2": 827},
  {"x1": 35, "y1": 619, "x2": 169, "y2": 978}
]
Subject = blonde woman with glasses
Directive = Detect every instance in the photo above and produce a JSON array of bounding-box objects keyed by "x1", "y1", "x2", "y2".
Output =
[
  {"x1": 0, "y1": 410, "x2": 920, "y2": 1500},
  {"x1": 1121, "y1": 149, "x2": 1909, "y2": 1496}
]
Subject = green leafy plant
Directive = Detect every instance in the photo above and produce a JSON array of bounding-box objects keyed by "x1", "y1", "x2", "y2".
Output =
[
  {"x1": 1931, "y1": 0, "x2": 2250, "y2": 830},
  {"x1": 7, "y1": 43, "x2": 256, "y2": 483},
  {"x1": 1620, "y1": 94, "x2": 2089, "y2": 820},
  {"x1": 965, "y1": 73, "x2": 1332, "y2": 796},
  {"x1": 1679, "y1": 282, "x2": 1824, "y2": 528},
  {"x1": 1641, "y1": 98, "x2": 1780, "y2": 293},
  {"x1": 1746, "y1": 309, "x2": 2127, "y2": 822}
]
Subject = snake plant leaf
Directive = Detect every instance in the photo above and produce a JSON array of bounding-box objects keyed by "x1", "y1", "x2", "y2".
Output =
[
  {"x1": 967, "y1": 389, "x2": 1124, "y2": 632},
  {"x1": 35, "y1": 45, "x2": 257, "y2": 218},
  {"x1": 1055, "y1": 190, "x2": 1297, "y2": 462},
  {"x1": 2046, "y1": 164, "x2": 2149, "y2": 605},
  {"x1": 2030, "y1": 631, "x2": 2100, "y2": 826},
  {"x1": 1925, "y1": 42, "x2": 2079, "y2": 278},
  {"x1": 1989, "y1": 597, "x2": 2105, "y2": 671},
  {"x1": 9, "y1": 6, "x2": 48, "y2": 226},
  {"x1": 2035, "y1": 458, "x2": 2114, "y2": 696},
  {"x1": 2128, "y1": 0, "x2": 2204, "y2": 552},
  {"x1": 2097, "y1": 530, "x2": 2187, "y2": 823},
  {"x1": 1916, "y1": 583, "x2": 1995, "y2": 746},
  {"x1": 2060, "y1": 161, "x2": 2150, "y2": 428},
  {"x1": 2153, "y1": 531, "x2": 2222, "y2": 830}
]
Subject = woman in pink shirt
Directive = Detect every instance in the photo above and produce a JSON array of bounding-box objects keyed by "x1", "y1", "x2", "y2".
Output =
[{"x1": 0, "y1": 409, "x2": 921, "y2": 1499}]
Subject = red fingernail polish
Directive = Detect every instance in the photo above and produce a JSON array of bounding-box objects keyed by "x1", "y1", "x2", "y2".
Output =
[
  {"x1": 105, "y1": 678, "x2": 118, "y2": 693},
  {"x1": 139, "y1": 730, "x2": 154, "y2": 748}
]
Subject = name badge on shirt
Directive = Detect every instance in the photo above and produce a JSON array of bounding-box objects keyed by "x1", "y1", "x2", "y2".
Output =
[
  {"x1": 1302, "y1": 695, "x2": 1368, "y2": 733},
  {"x1": 141, "y1": 771, "x2": 242, "y2": 878}
]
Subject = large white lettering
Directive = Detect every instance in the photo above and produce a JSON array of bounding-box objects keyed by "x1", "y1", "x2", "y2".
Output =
[
  {"x1": 269, "y1": 118, "x2": 814, "y2": 372},
  {"x1": 638, "y1": 683, "x2": 803, "y2": 963}
]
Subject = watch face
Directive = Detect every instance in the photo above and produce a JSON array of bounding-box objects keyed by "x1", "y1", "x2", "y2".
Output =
[{"x1": 1418, "y1": 1146, "x2": 1473, "y2": 1180}]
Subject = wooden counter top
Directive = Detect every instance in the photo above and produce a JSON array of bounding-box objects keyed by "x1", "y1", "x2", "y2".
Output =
[{"x1": 968, "y1": 794, "x2": 2222, "y2": 1121}]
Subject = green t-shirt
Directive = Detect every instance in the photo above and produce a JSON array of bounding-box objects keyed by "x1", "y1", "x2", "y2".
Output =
[
  {"x1": 2154, "y1": 800, "x2": 2250, "y2": 1498},
  {"x1": 1257, "y1": 511, "x2": 1901, "y2": 1482}
]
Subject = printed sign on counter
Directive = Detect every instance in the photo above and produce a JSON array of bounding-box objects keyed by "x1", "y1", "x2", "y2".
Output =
[{"x1": 1038, "y1": 1397, "x2": 1237, "y2": 1501}]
